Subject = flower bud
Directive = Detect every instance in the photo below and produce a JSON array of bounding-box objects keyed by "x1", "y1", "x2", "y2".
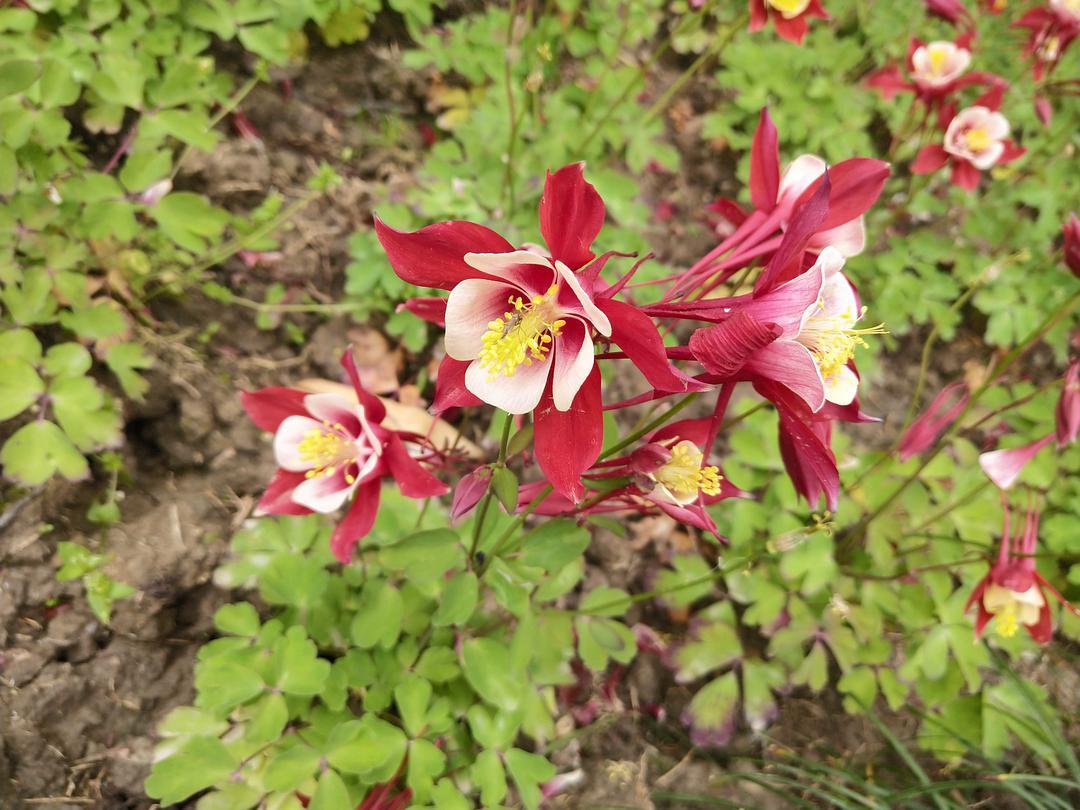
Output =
[
  {"x1": 1056, "y1": 360, "x2": 1080, "y2": 448},
  {"x1": 1063, "y1": 213, "x2": 1080, "y2": 278}
]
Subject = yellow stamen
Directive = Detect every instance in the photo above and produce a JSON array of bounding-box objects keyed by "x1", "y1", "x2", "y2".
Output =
[
  {"x1": 655, "y1": 440, "x2": 722, "y2": 502},
  {"x1": 928, "y1": 47, "x2": 948, "y2": 75},
  {"x1": 800, "y1": 307, "x2": 887, "y2": 380},
  {"x1": 298, "y1": 422, "x2": 352, "y2": 479},
  {"x1": 995, "y1": 602, "x2": 1019, "y2": 638},
  {"x1": 766, "y1": 0, "x2": 812, "y2": 17},
  {"x1": 477, "y1": 285, "x2": 565, "y2": 380},
  {"x1": 965, "y1": 128, "x2": 992, "y2": 153}
]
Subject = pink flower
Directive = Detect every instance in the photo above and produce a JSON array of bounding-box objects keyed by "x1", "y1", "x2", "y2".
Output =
[
  {"x1": 375, "y1": 163, "x2": 691, "y2": 502},
  {"x1": 912, "y1": 97, "x2": 1026, "y2": 191},
  {"x1": 966, "y1": 504, "x2": 1078, "y2": 643},
  {"x1": 241, "y1": 351, "x2": 448, "y2": 562},
  {"x1": 865, "y1": 35, "x2": 999, "y2": 109},
  {"x1": 898, "y1": 382, "x2": 969, "y2": 461},
  {"x1": 1063, "y1": 213, "x2": 1080, "y2": 278},
  {"x1": 978, "y1": 434, "x2": 1054, "y2": 490},
  {"x1": 748, "y1": 0, "x2": 829, "y2": 45},
  {"x1": 775, "y1": 155, "x2": 867, "y2": 257},
  {"x1": 924, "y1": 0, "x2": 971, "y2": 25},
  {"x1": 1013, "y1": 3, "x2": 1080, "y2": 81},
  {"x1": 909, "y1": 40, "x2": 972, "y2": 89},
  {"x1": 1056, "y1": 360, "x2": 1080, "y2": 447}
]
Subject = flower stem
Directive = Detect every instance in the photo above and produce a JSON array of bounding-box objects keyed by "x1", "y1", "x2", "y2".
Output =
[
  {"x1": 468, "y1": 413, "x2": 515, "y2": 565},
  {"x1": 600, "y1": 392, "x2": 700, "y2": 460}
]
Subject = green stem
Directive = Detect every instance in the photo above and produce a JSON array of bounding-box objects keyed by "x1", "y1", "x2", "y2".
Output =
[
  {"x1": 599, "y1": 392, "x2": 700, "y2": 460},
  {"x1": 172, "y1": 74, "x2": 260, "y2": 180},
  {"x1": 468, "y1": 413, "x2": 515, "y2": 564},
  {"x1": 499, "y1": 0, "x2": 521, "y2": 217}
]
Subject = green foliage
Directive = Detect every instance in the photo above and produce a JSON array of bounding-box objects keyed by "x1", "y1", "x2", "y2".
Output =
[{"x1": 55, "y1": 541, "x2": 135, "y2": 623}]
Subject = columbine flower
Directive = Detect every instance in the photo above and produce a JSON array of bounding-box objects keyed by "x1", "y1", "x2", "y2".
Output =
[
  {"x1": 912, "y1": 98, "x2": 1025, "y2": 191},
  {"x1": 910, "y1": 40, "x2": 972, "y2": 88},
  {"x1": 748, "y1": 0, "x2": 829, "y2": 45},
  {"x1": 924, "y1": 0, "x2": 971, "y2": 25},
  {"x1": 1055, "y1": 360, "x2": 1080, "y2": 447},
  {"x1": 1014, "y1": 3, "x2": 1080, "y2": 81},
  {"x1": 241, "y1": 351, "x2": 448, "y2": 562},
  {"x1": 690, "y1": 246, "x2": 884, "y2": 411},
  {"x1": 898, "y1": 382, "x2": 969, "y2": 461},
  {"x1": 966, "y1": 504, "x2": 1079, "y2": 643},
  {"x1": 1063, "y1": 213, "x2": 1080, "y2": 278},
  {"x1": 979, "y1": 435, "x2": 1054, "y2": 490},
  {"x1": 376, "y1": 163, "x2": 691, "y2": 501}
]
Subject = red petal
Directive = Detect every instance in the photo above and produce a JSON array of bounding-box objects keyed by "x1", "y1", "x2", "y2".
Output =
[
  {"x1": 911, "y1": 145, "x2": 950, "y2": 175},
  {"x1": 241, "y1": 387, "x2": 309, "y2": 432},
  {"x1": 539, "y1": 163, "x2": 605, "y2": 270},
  {"x1": 342, "y1": 349, "x2": 387, "y2": 424},
  {"x1": 373, "y1": 216, "x2": 513, "y2": 291},
  {"x1": 689, "y1": 311, "x2": 781, "y2": 378},
  {"x1": 651, "y1": 417, "x2": 712, "y2": 446},
  {"x1": 330, "y1": 480, "x2": 381, "y2": 563},
  {"x1": 533, "y1": 368, "x2": 603, "y2": 503},
  {"x1": 431, "y1": 356, "x2": 483, "y2": 413},
  {"x1": 758, "y1": 380, "x2": 838, "y2": 510},
  {"x1": 749, "y1": 108, "x2": 780, "y2": 211},
  {"x1": 398, "y1": 296, "x2": 447, "y2": 328},
  {"x1": 865, "y1": 66, "x2": 911, "y2": 100},
  {"x1": 748, "y1": 0, "x2": 768, "y2": 32},
  {"x1": 255, "y1": 469, "x2": 312, "y2": 516},
  {"x1": 773, "y1": 13, "x2": 809, "y2": 45},
  {"x1": 383, "y1": 434, "x2": 448, "y2": 498},
  {"x1": 746, "y1": 341, "x2": 826, "y2": 412},
  {"x1": 755, "y1": 173, "x2": 831, "y2": 293},
  {"x1": 1026, "y1": 596, "x2": 1053, "y2": 644},
  {"x1": 950, "y1": 160, "x2": 981, "y2": 191},
  {"x1": 898, "y1": 382, "x2": 969, "y2": 461},
  {"x1": 797, "y1": 158, "x2": 891, "y2": 231},
  {"x1": 998, "y1": 140, "x2": 1026, "y2": 165},
  {"x1": 599, "y1": 298, "x2": 691, "y2": 392},
  {"x1": 974, "y1": 81, "x2": 1006, "y2": 111}
]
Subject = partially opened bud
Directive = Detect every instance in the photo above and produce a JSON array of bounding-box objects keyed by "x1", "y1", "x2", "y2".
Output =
[
  {"x1": 978, "y1": 434, "x2": 1055, "y2": 489},
  {"x1": 450, "y1": 467, "x2": 490, "y2": 522},
  {"x1": 924, "y1": 0, "x2": 970, "y2": 25},
  {"x1": 1056, "y1": 360, "x2": 1080, "y2": 448},
  {"x1": 1063, "y1": 214, "x2": 1080, "y2": 278},
  {"x1": 898, "y1": 382, "x2": 969, "y2": 461}
]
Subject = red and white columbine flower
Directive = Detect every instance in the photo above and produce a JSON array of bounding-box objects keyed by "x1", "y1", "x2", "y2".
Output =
[
  {"x1": 966, "y1": 503, "x2": 1079, "y2": 643},
  {"x1": 445, "y1": 250, "x2": 611, "y2": 414},
  {"x1": 748, "y1": 0, "x2": 828, "y2": 45},
  {"x1": 866, "y1": 36, "x2": 992, "y2": 106},
  {"x1": 375, "y1": 163, "x2": 692, "y2": 502},
  {"x1": 912, "y1": 88, "x2": 1025, "y2": 191},
  {"x1": 241, "y1": 351, "x2": 448, "y2": 562},
  {"x1": 909, "y1": 40, "x2": 972, "y2": 89}
]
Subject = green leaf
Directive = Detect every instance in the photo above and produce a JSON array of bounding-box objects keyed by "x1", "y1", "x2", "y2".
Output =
[
  {"x1": 379, "y1": 528, "x2": 463, "y2": 583},
  {"x1": 56, "y1": 542, "x2": 104, "y2": 580},
  {"x1": 490, "y1": 466, "x2": 519, "y2": 514},
  {"x1": 119, "y1": 150, "x2": 173, "y2": 192},
  {"x1": 576, "y1": 616, "x2": 637, "y2": 671},
  {"x1": 414, "y1": 646, "x2": 460, "y2": 683},
  {"x1": 326, "y1": 716, "x2": 407, "y2": 778},
  {"x1": 431, "y1": 570, "x2": 478, "y2": 627},
  {"x1": 0, "y1": 60, "x2": 39, "y2": 98},
  {"x1": 194, "y1": 659, "x2": 264, "y2": 712},
  {"x1": 264, "y1": 743, "x2": 322, "y2": 793},
  {"x1": 578, "y1": 586, "x2": 631, "y2": 617},
  {"x1": 42, "y1": 343, "x2": 92, "y2": 379},
  {"x1": 145, "y1": 736, "x2": 238, "y2": 804},
  {"x1": 58, "y1": 302, "x2": 128, "y2": 340},
  {"x1": 407, "y1": 738, "x2": 446, "y2": 804},
  {"x1": 684, "y1": 672, "x2": 740, "y2": 746},
  {"x1": 91, "y1": 53, "x2": 145, "y2": 108},
  {"x1": 273, "y1": 626, "x2": 331, "y2": 695},
  {"x1": 505, "y1": 749, "x2": 556, "y2": 810},
  {"x1": 471, "y1": 749, "x2": 507, "y2": 807},
  {"x1": 1, "y1": 420, "x2": 89, "y2": 485},
  {"x1": 149, "y1": 108, "x2": 221, "y2": 152},
  {"x1": 0, "y1": 358, "x2": 44, "y2": 420},
  {"x1": 157, "y1": 707, "x2": 228, "y2": 738},
  {"x1": 350, "y1": 580, "x2": 403, "y2": 649},
  {"x1": 259, "y1": 554, "x2": 328, "y2": 608},
  {"x1": 461, "y1": 637, "x2": 522, "y2": 711},
  {"x1": 518, "y1": 519, "x2": 589, "y2": 572},
  {"x1": 0, "y1": 329, "x2": 42, "y2": 364},
  {"x1": 394, "y1": 673, "x2": 433, "y2": 737},
  {"x1": 213, "y1": 602, "x2": 260, "y2": 637},
  {"x1": 838, "y1": 666, "x2": 878, "y2": 714},
  {"x1": 792, "y1": 641, "x2": 828, "y2": 692},
  {"x1": 245, "y1": 692, "x2": 288, "y2": 745},
  {"x1": 101, "y1": 341, "x2": 153, "y2": 399},
  {"x1": 309, "y1": 769, "x2": 351, "y2": 810},
  {"x1": 151, "y1": 192, "x2": 229, "y2": 252},
  {"x1": 670, "y1": 616, "x2": 742, "y2": 682},
  {"x1": 84, "y1": 570, "x2": 134, "y2": 622},
  {"x1": 49, "y1": 375, "x2": 121, "y2": 451},
  {"x1": 0, "y1": 144, "x2": 16, "y2": 194}
]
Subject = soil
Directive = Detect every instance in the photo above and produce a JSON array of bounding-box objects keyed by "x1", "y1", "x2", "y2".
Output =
[{"x1": 0, "y1": 17, "x2": 1059, "y2": 810}]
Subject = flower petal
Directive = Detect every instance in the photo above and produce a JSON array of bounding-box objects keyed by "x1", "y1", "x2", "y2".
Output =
[
  {"x1": 255, "y1": 469, "x2": 312, "y2": 516},
  {"x1": 746, "y1": 341, "x2": 827, "y2": 412},
  {"x1": 241, "y1": 387, "x2": 309, "y2": 433},
  {"x1": 552, "y1": 318, "x2": 595, "y2": 411},
  {"x1": 534, "y1": 367, "x2": 603, "y2": 503},
  {"x1": 431, "y1": 356, "x2": 483, "y2": 413},
  {"x1": 383, "y1": 434, "x2": 448, "y2": 498},
  {"x1": 539, "y1": 162, "x2": 605, "y2": 270},
  {"x1": 978, "y1": 434, "x2": 1054, "y2": 490},
  {"x1": 743, "y1": 260, "x2": 826, "y2": 334},
  {"x1": 600, "y1": 298, "x2": 692, "y2": 392},
  {"x1": 374, "y1": 216, "x2": 514, "y2": 290},
  {"x1": 755, "y1": 172, "x2": 831, "y2": 294},
  {"x1": 444, "y1": 278, "x2": 517, "y2": 361},
  {"x1": 303, "y1": 392, "x2": 362, "y2": 436},
  {"x1": 911, "y1": 145, "x2": 951, "y2": 174},
  {"x1": 778, "y1": 154, "x2": 827, "y2": 208},
  {"x1": 465, "y1": 353, "x2": 551, "y2": 415},
  {"x1": 292, "y1": 466, "x2": 359, "y2": 513},
  {"x1": 689, "y1": 311, "x2": 782, "y2": 378},
  {"x1": 342, "y1": 348, "x2": 387, "y2": 424},
  {"x1": 750, "y1": 108, "x2": 781, "y2": 212},
  {"x1": 274, "y1": 415, "x2": 324, "y2": 471},
  {"x1": 330, "y1": 480, "x2": 381, "y2": 563},
  {"x1": 554, "y1": 260, "x2": 611, "y2": 336},
  {"x1": 463, "y1": 250, "x2": 556, "y2": 294},
  {"x1": 809, "y1": 216, "x2": 866, "y2": 257},
  {"x1": 823, "y1": 364, "x2": 859, "y2": 406}
]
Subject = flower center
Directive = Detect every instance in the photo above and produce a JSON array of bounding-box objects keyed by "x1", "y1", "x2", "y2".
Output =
[
  {"x1": 964, "y1": 127, "x2": 992, "y2": 153},
  {"x1": 655, "y1": 441, "x2": 722, "y2": 503},
  {"x1": 298, "y1": 422, "x2": 359, "y2": 483},
  {"x1": 478, "y1": 285, "x2": 566, "y2": 380},
  {"x1": 1038, "y1": 35, "x2": 1061, "y2": 63},
  {"x1": 799, "y1": 306, "x2": 886, "y2": 380},
  {"x1": 983, "y1": 583, "x2": 1045, "y2": 639},
  {"x1": 766, "y1": 0, "x2": 811, "y2": 17},
  {"x1": 928, "y1": 47, "x2": 949, "y2": 75}
]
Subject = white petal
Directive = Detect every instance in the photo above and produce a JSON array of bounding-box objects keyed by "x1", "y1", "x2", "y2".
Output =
[
  {"x1": 554, "y1": 259, "x2": 611, "y2": 336},
  {"x1": 778, "y1": 154, "x2": 827, "y2": 207},
  {"x1": 291, "y1": 469, "x2": 358, "y2": 513},
  {"x1": 464, "y1": 250, "x2": 556, "y2": 293},
  {"x1": 274, "y1": 415, "x2": 324, "y2": 471},
  {"x1": 810, "y1": 216, "x2": 866, "y2": 258},
  {"x1": 819, "y1": 269, "x2": 859, "y2": 324},
  {"x1": 823, "y1": 364, "x2": 859, "y2": 406},
  {"x1": 444, "y1": 278, "x2": 518, "y2": 361},
  {"x1": 464, "y1": 355, "x2": 551, "y2": 414},
  {"x1": 303, "y1": 392, "x2": 361, "y2": 429},
  {"x1": 551, "y1": 318, "x2": 595, "y2": 412},
  {"x1": 969, "y1": 141, "x2": 1004, "y2": 170},
  {"x1": 983, "y1": 111, "x2": 1010, "y2": 140}
]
